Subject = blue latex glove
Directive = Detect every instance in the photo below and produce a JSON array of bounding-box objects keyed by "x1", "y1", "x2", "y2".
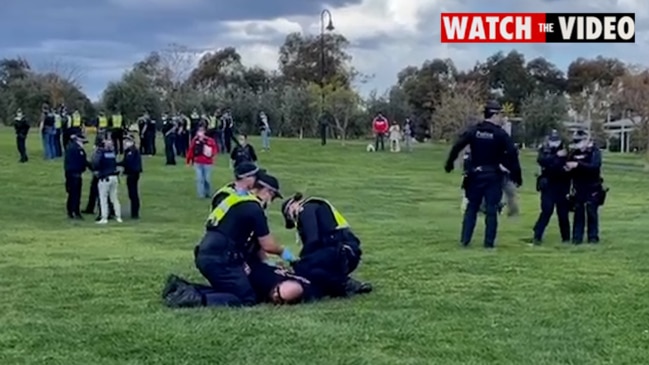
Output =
[{"x1": 281, "y1": 248, "x2": 295, "y2": 262}]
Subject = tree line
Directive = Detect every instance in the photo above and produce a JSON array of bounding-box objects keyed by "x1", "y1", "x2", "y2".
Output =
[{"x1": 1, "y1": 32, "x2": 648, "y2": 149}]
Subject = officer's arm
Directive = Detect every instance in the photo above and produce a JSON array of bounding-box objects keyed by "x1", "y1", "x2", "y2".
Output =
[
  {"x1": 91, "y1": 151, "x2": 102, "y2": 170},
  {"x1": 229, "y1": 148, "x2": 237, "y2": 161},
  {"x1": 445, "y1": 129, "x2": 472, "y2": 168},
  {"x1": 298, "y1": 206, "x2": 320, "y2": 247},
  {"x1": 249, "y1": 145, "x2": 258, "y2": 162},
  {"x1": 252, "y1": 207, "x2": 286, "y2": 256},
  {"x1": 578, "y1": 148, "x2": 602, "y2": 171}
]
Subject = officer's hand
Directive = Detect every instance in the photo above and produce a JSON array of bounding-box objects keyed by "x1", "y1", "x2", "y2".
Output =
[
  {"x1": 444, "y1": 163, "x2": 454, "y2": 173},
  {"x1": 557, "y1": 149, "x2": 567, "y2": 157},
  {"x1": 565, "y1": 161, "x2": 578, "y2": 170},
  {"x1": 280, "y1": 248, "x2": 296, "y2": 263}
]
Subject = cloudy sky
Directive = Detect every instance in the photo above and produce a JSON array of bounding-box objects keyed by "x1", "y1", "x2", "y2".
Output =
[{"x1": 0, "y1": 0, "x2": 645, "y2": 101}]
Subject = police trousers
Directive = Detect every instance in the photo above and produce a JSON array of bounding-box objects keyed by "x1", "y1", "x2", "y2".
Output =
[
  {"x1": 65, "y1": 174, "x2": 83, "y2": 216},
  {"x1": 294, "y1": 232, "x2": 362, "y2": 297},
  {"x1": 533, "y1": 181, "x2": 570, "y2": 241},
  {"x1": 461, "y1": 172, "x2": 503, "y2": 247},
  {"x1": 572, "y1": 184, "x2": 600, "y2": 243},
  {"x1": 164, "y1": 134, "x2": 176, "y2": 165},
  {"x1": 194, "y1": 231, "x2": 257, "y2": 307}
]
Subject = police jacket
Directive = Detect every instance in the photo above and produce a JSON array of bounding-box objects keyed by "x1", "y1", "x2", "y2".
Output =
[
  {"x1": 445, "y1": 120, "x2": 522, "y2": 186},
  {"x1": 293, "y1": 198, "x2": 356, "y2": 256},
  {"x1": 230, "y1": 145, "x2": 257, "y2": 166},
  {"x1": 14, "y1": 118, "x2": 30, "y2": 137},
  {"x1": 92, "y1": 148, "x2": 119, "y2": 179},
  {"x1": 537, "y1": 145, "x2": 569, "y2": 183},
  {"x1": 569, "y1": 145, "x2": 602, "y2": 185},
  {"x1": 118, "y1": 146, "x2": 142, "y2": 175},
  {"x1": 64, "y1": 143, "x2": 88, "y2": 176}
]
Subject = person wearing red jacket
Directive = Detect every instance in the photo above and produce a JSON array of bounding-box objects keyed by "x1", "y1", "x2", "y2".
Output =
[
  {"x1": 186, "y1": 126, "x2": 218, "y2": 198},
  {"x1": 372, "y1": 113, "x2": 389, "y2": 151}
]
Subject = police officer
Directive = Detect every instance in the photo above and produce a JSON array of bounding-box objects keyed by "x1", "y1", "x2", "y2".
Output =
[
  {"x1": 64, "y1": 134, "x2": 89, "y2": 219},
  {"x1": 161, "y1": 112, "x2": 177, "y2": 165},
  {"x1": 210, "y1": 162, "x2": 261, "y2": 209},
  {"x1": 68, "y1": 109, "x2": 84, "y2": 143},
  {"x1": 110, "y1": 111, "x2": 125, "y2": 154},
  {"x1": 118, "y1": 135, "x2": 143, "y2": 219},
  {"x1": 53, "y1": 107, "x2": 64, "y2": 157},
  {"x1": 92, "y1": 138, "x2": 122, "y2": 224},
  {"x1": 566, "y1": 132, "x2": 604, "y2": 244},
  {"x1": 166, "y1": 171, "x2": 295, "y2": 308},
  {"x1": 206, "y1": 110, "x2": 219, "y2": 142},
  {"x1": 444, "y1": 100, "x2": 522, "y2": 248},
  {"x1": 230, "y1": 134, "x2": 257, "y2": 168},
  {"x1": 14, "y1": 109, "x2": 30, "y2": 163},
  {"x1": 175, "y1": 113, "x2": 189, "y2": 157},
  {"x1": 145, "y1": 113, "x2": 157, "y2": 156},
  {"x1": 221, "y1": 109, "x2": 235, "y2": 153},
  {"x1": 529, "y1": 130, "x2": 571, "y2": 245},
  {"x1": 61, "y1": 107, "x2": 73, "y2": 148},
  {"x1": 281, "y1": 193, "x2": 372, "y2": 297}
]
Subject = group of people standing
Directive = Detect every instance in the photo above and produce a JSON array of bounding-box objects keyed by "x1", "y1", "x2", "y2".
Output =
[
  {"x1": 445, "y1": 100, "x2": 606, "y2": 248},
  {"x1": 371, "y1": 113, "x2": 415, "y2": 152},
  {"x1": 162, "y1": 162, "x2": 372, "y2": 308}
]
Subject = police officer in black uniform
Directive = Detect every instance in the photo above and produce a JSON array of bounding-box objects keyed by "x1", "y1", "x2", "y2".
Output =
[
  {"x1": 145, "y1": 113, "x2": 157, "y2": 156},
  {"x1": 137, "y1": 113, "x2": 148, "y2": 155},
  {"x1": 189, "y1": 109, "x2": 201, "y2": 139},
  {"x1": 175, "y1": 113, "x2": 188, "y2": 157},
  {"x1": 164, "y1": 171, "x2": 296, "y2": 308},
  {"x1": 221, "y1": 109, "x2": 235, "y2": 153},
  {"x1": 444, "y1": 100, "x2": 522, "y2": 248},
  {"x1": 529, "y1": 130, "x2": 571, "y2": 245},
  {"x1": 230, "y1": 134, "x2": 257, "y2": 168},
  {"x1": 567, "y1": 131, "x2": 604, "y2": 244},
  {"x1": 14, "y1": 109, "x2": 30, "y2": 163},
  {"x1": 161, "y1": 112, "x2": 176, "y2": 165},
  {"x1": 64, "y1": 134, "x2": 89, "y2": 219},
  {"x1": 118, "y1": 135, "x2": 143, "y2": 219},
  {"x1": 281, "y1": 193, "x2": 372, "y2": 297}
]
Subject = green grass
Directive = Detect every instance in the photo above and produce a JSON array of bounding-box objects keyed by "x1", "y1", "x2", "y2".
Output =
[{"x1": 1, "y1": 130, "x2": 649, "y2": 365}]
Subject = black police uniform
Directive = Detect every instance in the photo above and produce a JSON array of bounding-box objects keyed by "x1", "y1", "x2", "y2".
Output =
[
  {"x1": 161, "y1": 115, "x2": 176, "y2": 165},
  {"x1": 568, "y1": 140, "x2": 604, "y2": 244},
  {"x1": 14, "y1": 114, "x2": 30, "y2": 162},
  {"x1": 193, "y1": 189, "x2": 272, "y2": 307},
  {"x1": 63, "y1": 136, "x2": 88, "y2": 218},
  {"x1": 145, "y1": 117, "x2": 157, "y2": 156},
  {"x1": 118, "y1": 136, "x2": 143, "y2": 218},
  {"x1": 532, "y1": 135, "x2": 571, "y2": 243},
  {"x1": 282, "y1": 197, "x2": 366, "y2": 298},
  {"x1": 221, "y1": 113, "x2": 234, "y2": 153},
  {"x1": 230, "y1": 143, "x2": 257, "y2": 168},
  {"x1": 444, "y1": 101, "x2": 522, "y2": 248},
  {"x1": 175, "y1": 116, "x2": 188, "y2": 157}
]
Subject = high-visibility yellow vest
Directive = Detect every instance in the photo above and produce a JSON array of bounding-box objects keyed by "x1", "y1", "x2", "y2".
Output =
[
  {"x1": 206, "y1": 191, "x2": 259, "y2": 227},
  {"x1": 71, "y1": 113, "x2": 82, "y2": 127},
  {"x1": 300, "y1": 197, "x2": 349, "y2": 229},
  {"x1": 208, "y1": 116, "x2": 217, "y2": 128},
  {"x1": 54, "y1": 114, "x2": 62, "y2": 128},
  {"x1": 98, "y1": 116, "x2": 108, "y2": 128},
  {"x1": 112, "y1": 114, "x2": 122, "y2": 128}
]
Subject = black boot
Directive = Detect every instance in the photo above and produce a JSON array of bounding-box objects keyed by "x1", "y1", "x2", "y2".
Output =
[
  {"x1": 344, "y1": 277, "x2": 373, "y2": 296},
  {"x1": 164, "y1": 283, "x2": 203, "y2": 308},
  {"x1": 161, "y1": 274, "x2": 189, "y2": 299}
]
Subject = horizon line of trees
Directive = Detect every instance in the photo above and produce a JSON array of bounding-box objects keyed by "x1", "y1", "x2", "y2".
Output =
[{"x1": 1, "y1": 32, "x2": 649, "y2": 150}]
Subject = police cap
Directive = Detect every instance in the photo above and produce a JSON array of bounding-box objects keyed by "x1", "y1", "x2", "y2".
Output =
[
  {"x1": 281, "y1": 192, "x2": 304, "y2": 229},
  {"x1": 256, "y1": 171, "x2": 283, "y2": 199},
  {"x1": 234, "y1": 162, "x2": 260, "y2": 180}
]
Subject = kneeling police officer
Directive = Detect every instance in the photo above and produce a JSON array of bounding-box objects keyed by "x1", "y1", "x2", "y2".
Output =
[
  {"x1": 281, "y1": 193, "x2": 372, "y2": 297},
  {"x1": 566, "y1": 132, "x2": 605, "y2": 244},
  {"x1": 444, "y1": 101, "x2": 522, "y2": 248},
  {"x1": 529, "y1": 130, "x2": 571, "y2": 245},
  {"x1": 166, "y1": 171, "x2": 295, "y2": 308}
]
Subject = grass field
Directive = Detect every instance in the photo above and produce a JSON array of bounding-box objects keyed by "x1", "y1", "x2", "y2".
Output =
[{"x1": 1, "y1": 130, "x2": 648, "y2": 365}]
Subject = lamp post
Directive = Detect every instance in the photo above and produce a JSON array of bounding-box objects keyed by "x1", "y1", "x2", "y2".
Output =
[{"x1": 319, "y1": 9, "x2": 334, "y2": 145}]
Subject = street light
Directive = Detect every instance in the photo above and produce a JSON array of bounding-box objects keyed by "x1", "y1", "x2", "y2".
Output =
[{"x1": 319, "y1": 9, "x2": 334, "y2": 145}]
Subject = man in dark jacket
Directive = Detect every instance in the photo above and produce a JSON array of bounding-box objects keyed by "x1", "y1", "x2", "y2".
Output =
[
  {"x1": 118, "y1": 135, "x2": 143, "y2": 219},
  {"x1": 14, "y1": 109, "x2": 30, "y2": 163},
  {"x1": 230, "y1": 134, "x2": 257, "y2": 168}
]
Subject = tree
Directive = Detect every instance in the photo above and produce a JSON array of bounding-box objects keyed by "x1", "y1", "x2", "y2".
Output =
[
  {"x1": 482, "y1": 50, "x2": 534, "y2": 113},
  {"x1": 520, "y1": 93, "x2": 568, "y2": 145},
  {"x1": 525, "y1": 57, "x2": 567, "y2": 95},
  {"x1": 432, "y1": 81, "x2": 484, "y2": 140},
  {"x1": 308, "y1": 82, "x2": 360, "y2": 141},
  {"x1": 397, "y1": 58, "x2": 458, "y2": 120},
  {"x1": 187, "y1": 47, "x2": 245, "y2": 90},
  {"x1": 614, "y1": 68, "x2": 649, "y2": 156},
  {"x1": 279, "y1": 32, "x2": 354, "y2": 87}
]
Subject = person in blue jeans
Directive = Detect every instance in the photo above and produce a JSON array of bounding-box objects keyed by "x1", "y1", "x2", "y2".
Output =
[
  {"x1": 186, "y1": 126, "x2": 218, "y2": 198},
  {"x1": 40, "y1": 107, "x2": 56, "y2": 160},
  {"x1": 259, "y1": 111, "x2": 271, "y2": 151}
]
